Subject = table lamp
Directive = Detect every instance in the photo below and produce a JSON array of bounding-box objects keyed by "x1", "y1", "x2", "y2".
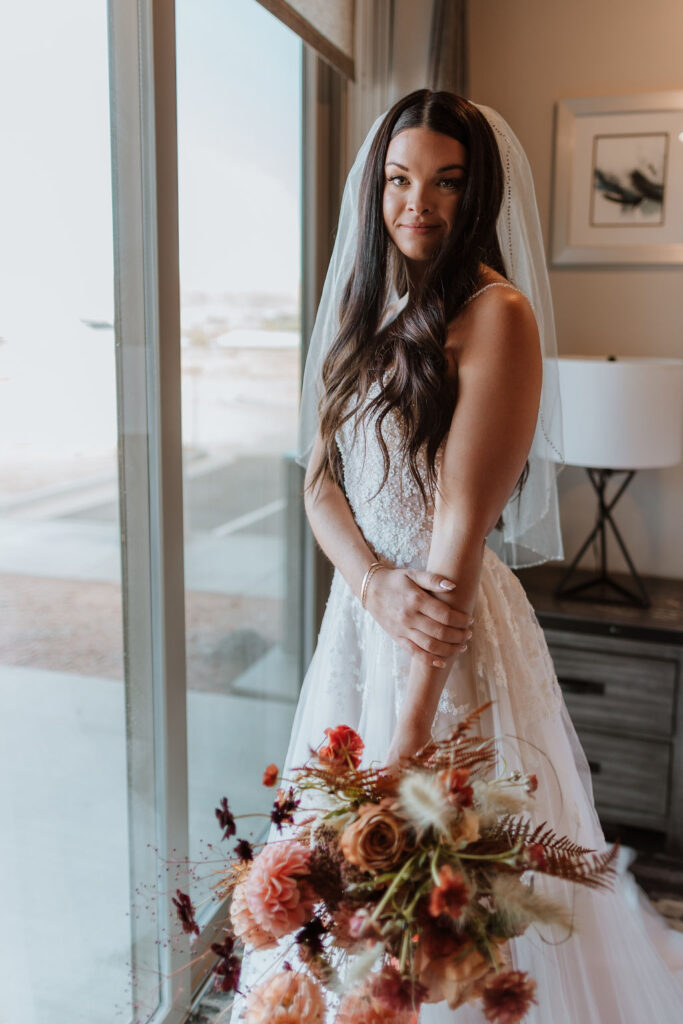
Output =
[{"x1": 553, "y1": 356, "x2": 683, "y2": 608}]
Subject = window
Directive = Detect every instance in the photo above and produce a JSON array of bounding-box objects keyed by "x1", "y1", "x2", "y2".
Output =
[
  {"x1": 2, "y1": 2, "x2": 305, "y2": 1021},
  {"x1": 0, "y1": 3, "x2": 130, "y2": 1020}
]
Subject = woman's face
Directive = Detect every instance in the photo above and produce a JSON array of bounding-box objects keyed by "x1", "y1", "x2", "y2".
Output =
[{"x1": 382, "y1": 127, "x2": 468, "y2": 274}]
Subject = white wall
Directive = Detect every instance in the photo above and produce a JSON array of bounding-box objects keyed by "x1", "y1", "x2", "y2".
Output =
[{"x1": 468, "y1": 0, "x2": 683, "y2": 579}]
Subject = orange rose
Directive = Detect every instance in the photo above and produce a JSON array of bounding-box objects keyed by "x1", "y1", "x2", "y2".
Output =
[{"x1": 340, "y1": 798, "x2": 408, "y2": 873}]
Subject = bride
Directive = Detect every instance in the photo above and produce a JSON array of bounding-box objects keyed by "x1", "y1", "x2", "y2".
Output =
[{"x1": 232, "y1": 90, "x2": 683, "y2": 1022}]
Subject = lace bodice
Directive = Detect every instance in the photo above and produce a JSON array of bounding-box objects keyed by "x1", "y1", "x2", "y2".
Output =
[
  {"x1": 335, "y1": 380, "x2": 443, "y2": 567},
  {"x1": 335, "y1": 281, "x2": 520, "y2": 568}
]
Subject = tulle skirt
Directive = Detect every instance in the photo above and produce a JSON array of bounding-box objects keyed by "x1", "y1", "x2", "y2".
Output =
[{"x1": 232, "y1": 547, "x2": 683, "y2": 1022}]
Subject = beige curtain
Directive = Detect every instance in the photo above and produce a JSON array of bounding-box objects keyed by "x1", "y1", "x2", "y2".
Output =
[
  {"x1": 427, "y1": 0, "x2": 468, "y2": 96},
  {"x1": 255, "y1": 0, "x2": 355, "y2": 79}
]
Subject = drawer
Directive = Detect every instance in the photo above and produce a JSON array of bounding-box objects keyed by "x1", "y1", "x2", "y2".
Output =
[
  {"x1": 548, "y1": 642, "x2": 677, "y2": 739},
  {"x1": 578, "y1": 729, "x2": 670, "y2": 826}
]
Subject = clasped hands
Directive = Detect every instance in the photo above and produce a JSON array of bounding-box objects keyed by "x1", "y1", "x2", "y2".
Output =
[{"x1": 363, "y1": 565, "x2": 473, "y2": 668}]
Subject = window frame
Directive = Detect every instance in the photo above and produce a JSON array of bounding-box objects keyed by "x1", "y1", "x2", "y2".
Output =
[
  {"x1": 108, "y1": 2, "x2": 190, "y2": 1019},
  {"x1": 108, "y1": 2, "x2": 346, "y2": 1017}
]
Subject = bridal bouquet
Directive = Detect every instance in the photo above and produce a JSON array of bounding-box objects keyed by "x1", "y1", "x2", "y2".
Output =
[{"x1": 173, "y1": 704, "x2": 617, "y2": 1023}]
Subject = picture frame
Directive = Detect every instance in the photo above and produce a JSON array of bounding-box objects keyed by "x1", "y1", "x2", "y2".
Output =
[{"x1": 550, "y1": 91, "x2": 683, "y2": 266}]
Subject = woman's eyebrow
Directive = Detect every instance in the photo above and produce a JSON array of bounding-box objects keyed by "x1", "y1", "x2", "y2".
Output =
[{"x1": 385, "y1": 161, "x2": 466, "y2": 172}]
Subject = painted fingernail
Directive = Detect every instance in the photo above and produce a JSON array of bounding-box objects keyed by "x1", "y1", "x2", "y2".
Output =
[
  {"x1": 439, "y1": 580, "x2": 456, "y2": 590},
  {"x1": 433, "y1": 658, "x2": 446, "y2": 668},
  {"x1": 459, "y1": 644, "x2": 468, "y2": 652},
  {"x1": 466, "y1": 631, "x2": 473, "y2": 640},
  {"x1": 468, "y1": 617, "x2": 475, "y2": 625}
]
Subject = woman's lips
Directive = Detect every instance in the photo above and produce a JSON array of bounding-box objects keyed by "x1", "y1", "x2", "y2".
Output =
[{"x1": 401, "y1": 224, "x2": 438, "y2": 233}]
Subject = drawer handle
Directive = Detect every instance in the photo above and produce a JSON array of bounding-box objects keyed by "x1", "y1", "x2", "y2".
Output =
[
  {"x1": 560, "y1": 678, "x2": 606, "y2": 697},
  {"x1": 588, "y1": 761, "x2": 602, "y2": 774}
]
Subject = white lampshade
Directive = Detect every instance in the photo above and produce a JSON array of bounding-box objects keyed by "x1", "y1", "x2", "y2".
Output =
[{"x1": 555, "y1": 356, "x2": 683, "y2": 469}]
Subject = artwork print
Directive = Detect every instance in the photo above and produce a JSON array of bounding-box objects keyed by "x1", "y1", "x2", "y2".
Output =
[
  {"x1": 550, "y1": 92, "x2": 683, "y2": 265},
  {"x1": 591, "y1": 132, "x2": 667, "y2": 227}
]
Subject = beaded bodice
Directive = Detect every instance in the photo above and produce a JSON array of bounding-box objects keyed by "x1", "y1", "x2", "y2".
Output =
[
  {"x1": 334, "y1": 282, "x2": 521, "y2": 568},
  {"x1": 335, "y1": 380, "x2": 446, "y2": 568}
]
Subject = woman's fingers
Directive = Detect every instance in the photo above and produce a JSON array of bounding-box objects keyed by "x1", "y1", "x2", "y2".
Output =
[
  {"x1": 413, "y1": 612, "x2": 471, "y2": 646},
  {"x1": 407, "y1": 628, "x2": 470, "y2": 662},
  {"x1": 406, "y1": 568, "x2": 457, "y2": 593},
  {"x1": 404, "y1": 570, "x2": 474, "y2": 629}
]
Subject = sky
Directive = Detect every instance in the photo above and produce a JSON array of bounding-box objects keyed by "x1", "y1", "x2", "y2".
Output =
[
  {"x1": 0, "y1": 0, "x2": 302, "y2": 333},
  {"x1": 0, "y1": 0, "x2": 302, "y2": 458}
]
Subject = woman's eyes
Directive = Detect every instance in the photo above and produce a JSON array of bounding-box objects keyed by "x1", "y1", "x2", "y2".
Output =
[
  {"x1": 439, "y1": 177, "x2": 465, "y2": 191},
  {"x1": 386, "y1": 175, "x2": 465, "y2": 191}
]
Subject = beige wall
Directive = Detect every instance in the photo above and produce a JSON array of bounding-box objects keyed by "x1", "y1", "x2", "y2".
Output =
[{"x1": 468, "y1": 0, "x2": 683, "y2": 578}]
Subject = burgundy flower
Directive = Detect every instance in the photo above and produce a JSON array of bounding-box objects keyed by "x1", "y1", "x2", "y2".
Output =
[
  {"x1": 370, "y1": 965, "x2": 427, "y2": 1011},
  {"x1": 525, "y1": 774, "x2": 538, "y2": 794},
  {"x1": 234, "y1": 838, "x2": 254, "y2": 862},
  {"x1": 270, "y1": 786, "x2": 301, "y2": 831},
  {"x1": 171, "y1": 889, "x2": 200, "y2": 937},
  {"x1": 439, "y1": 767, "x2": 474, "y2": 809},
  {"x1": 215, "y1": 797, "x2": 236, "y2": 840},
  {"x1": 211, "y1": 934, "x2": 241, "y2": 994},
  {"x1": 296, "y1": 915, "x2": 327, "y2": 959},
  {"x1": 482, "y1": 970, "x2": 537, "y2": 1024},
  {"x1": 262, "y1": 763, "x2": 279, "y2": 787},
  {"x1": 318, "y1": 724, "x2": 364, "y2": 769}
]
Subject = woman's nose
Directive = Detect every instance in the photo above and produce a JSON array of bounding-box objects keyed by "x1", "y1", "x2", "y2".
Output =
[{"x1": 407, "y1": 185, "x2": 431, "y2": 213}]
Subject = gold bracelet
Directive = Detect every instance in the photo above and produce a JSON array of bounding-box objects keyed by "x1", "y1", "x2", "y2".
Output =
[{"x1": 360, "y1": 560, "x2": 384, "y2": 609}]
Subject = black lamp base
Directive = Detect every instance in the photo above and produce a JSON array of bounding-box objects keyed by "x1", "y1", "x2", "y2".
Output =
[{"x1": 554, "y1": 468, "x2": 650, "y2": 609}]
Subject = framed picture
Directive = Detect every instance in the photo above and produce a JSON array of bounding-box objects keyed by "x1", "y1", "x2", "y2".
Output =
[{"x1": 550, "y1": 92, "x2": 683, "y2": 265}]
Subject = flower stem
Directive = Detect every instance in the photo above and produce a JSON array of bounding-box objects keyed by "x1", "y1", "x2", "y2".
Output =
[{"x1": 371, "y1": 853, "x2": 420, "y2": 921}]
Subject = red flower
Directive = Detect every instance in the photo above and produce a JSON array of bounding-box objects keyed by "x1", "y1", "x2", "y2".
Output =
[
  {"x1": 482, "y1": 970, "x2": 537, "y2": 1024},
  {"x1": 262, "y1": 763, "x2": 279, "y2": 787},
  {"x1": 318, "y1": 724, "x2": 364, "y2": 769},
  {"x1": 525, "y1": 774, "x2": 538, "y2": 794},
  {"x1": 439, "y1": 766, "x2": 474, "y2": 808},
  {"x1": 428, "y1": 864, "x2": 471, "y2": 921}
]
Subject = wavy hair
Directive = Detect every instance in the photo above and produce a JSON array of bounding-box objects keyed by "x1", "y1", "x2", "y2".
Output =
[{"x1": 306, "y1": 89, "x2": 528, "y2": 528}]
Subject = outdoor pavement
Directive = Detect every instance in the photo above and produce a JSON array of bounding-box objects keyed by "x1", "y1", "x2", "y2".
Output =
[{"x1": 0, "y1": 455, "x2": 299, "y2": 1024}]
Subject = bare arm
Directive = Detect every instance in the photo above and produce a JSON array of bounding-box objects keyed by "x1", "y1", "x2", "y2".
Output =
[
  {"x1": 303, "y1": 436, "x2": 378, "y2": 602},
  {"x1": 387, "y1": 289, "x2": 543, "y2": 759},
  {"x1": 303, "y1": 435, "x2": 474, "y2": 664}
]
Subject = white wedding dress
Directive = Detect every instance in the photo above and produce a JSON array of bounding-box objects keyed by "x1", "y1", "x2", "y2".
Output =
[{"x1": 233, "y1": 287, "x2": 683, "y2": 1022}]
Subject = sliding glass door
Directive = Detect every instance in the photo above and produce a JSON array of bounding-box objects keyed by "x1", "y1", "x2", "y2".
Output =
[
  {"x1": 174, "y1": 0, "x2": 303, "y2": 937},
  {"x1": 1, "y1": 2, "x2": 305, "y2": 1022},
  {"x1": 0, "y1": 3, "x2": 133, "y2": 1022}
]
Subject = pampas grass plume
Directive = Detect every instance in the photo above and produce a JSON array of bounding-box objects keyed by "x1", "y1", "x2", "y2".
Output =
[
  {"x1": 472, "y1": 779, "x2": 534, "y2": 826},
  {"x1": 397, "y1": 770, "x2": 457, "y2": 839},
  {"x1": 491, "y1": 873, "x2": 573, "y2": 934}
]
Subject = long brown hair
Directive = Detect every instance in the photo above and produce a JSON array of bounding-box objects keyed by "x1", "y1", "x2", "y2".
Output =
[{"x1": 306, "y1": 90, "x2": 528, "y2": 525}]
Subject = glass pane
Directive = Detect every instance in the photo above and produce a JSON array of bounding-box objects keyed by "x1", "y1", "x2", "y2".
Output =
[
  {"x1": 0, "y1": 3, "x2": 132, "y2": 1022},
  {"x1": 175, "y1": 0, "x2": 302, "y2": 918}
]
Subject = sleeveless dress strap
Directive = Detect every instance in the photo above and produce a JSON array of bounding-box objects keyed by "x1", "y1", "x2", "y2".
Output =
[{"x1": 461, "y1": 281, "x2": 521, "y2": 308}]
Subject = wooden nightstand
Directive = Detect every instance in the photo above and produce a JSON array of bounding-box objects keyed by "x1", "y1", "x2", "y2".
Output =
[{"x1": 514, "y1": 565, "x2": 683, "y2": 855}]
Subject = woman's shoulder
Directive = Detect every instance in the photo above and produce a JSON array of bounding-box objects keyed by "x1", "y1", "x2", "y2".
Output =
[
  {"x1": 445, "y1": 266, "x2": 538, "y2": 364},
  {"x1": 462, "y1": 265, "x2": 529, "y2": 312}
]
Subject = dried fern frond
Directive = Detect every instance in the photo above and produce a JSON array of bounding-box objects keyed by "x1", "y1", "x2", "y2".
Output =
[
  {"x1": 490, "y1": 816, "x2": 595, "y2": 857},
  {"x1": 490, "y1": 816, "x2": 619, "y2": 890}
]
